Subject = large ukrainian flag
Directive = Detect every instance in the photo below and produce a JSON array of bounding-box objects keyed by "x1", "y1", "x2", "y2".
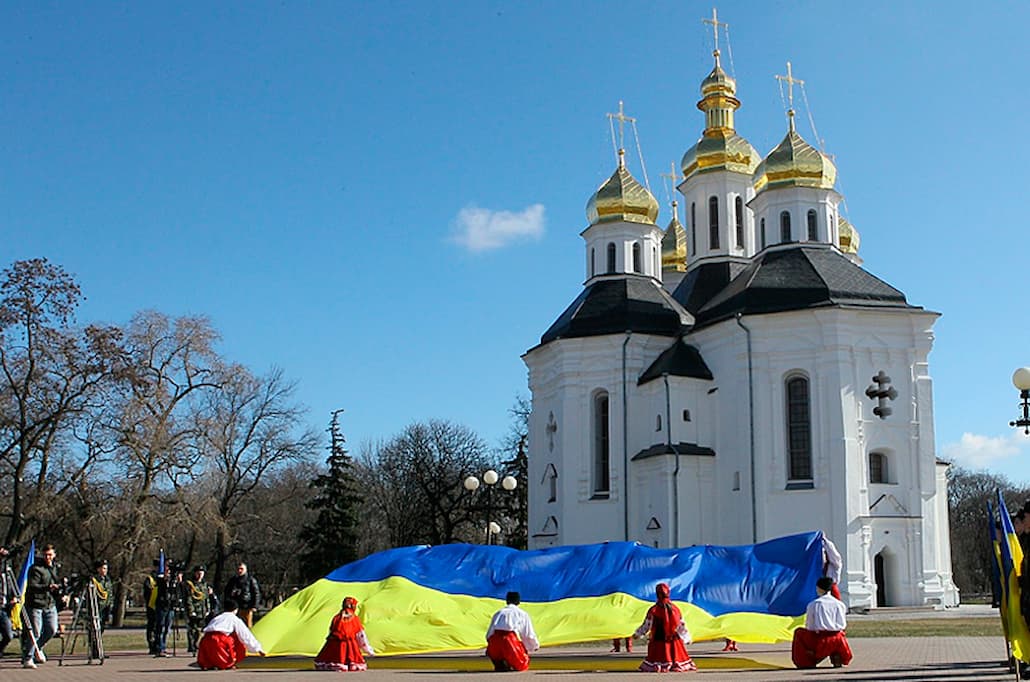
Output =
[{"x1": 255, "y1": 531, "x2": 824, "y2": 656}]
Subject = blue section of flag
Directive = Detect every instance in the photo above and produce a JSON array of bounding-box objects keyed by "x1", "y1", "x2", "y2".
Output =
[
  {"x1": 987, "y1": 501, "x2": 1004, "y2": 603},
  {"x1": 322, "y1": 531, "x2": 824, "y2": 617},
  {"x1": 158, "y1": 549, "x2": 166, "y2": 576},
  {"x1": 16, "y1": 539, "x2": 35, "y2": 597}
]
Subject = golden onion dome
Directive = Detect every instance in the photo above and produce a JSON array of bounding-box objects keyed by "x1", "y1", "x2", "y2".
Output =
[
  {"x1": 838, "y1": 216, "x2": 860, "y2": 254},
  {"x1": 681, "y1": 132, "x2": 759, "y2": 179},
  {"x1": 586, "y1": 154, "x2": 660, "y2": 226},
  {"x1": 681, "y1": 52, "x2": 759, "y2": 181},
  {"x1": 661, "y1": 203, "x2": 687, "y2": 271},
  {"x1": 753, "y1": 117, "x2": 837, "y2": 193}
]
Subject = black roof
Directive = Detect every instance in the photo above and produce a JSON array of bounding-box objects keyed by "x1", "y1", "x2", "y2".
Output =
[
  {"x1": 694, "y1": 244, "x2": 915, "y2": 327},
  {"x1": 671, "y1": 260, "x2": 750, "y2": 315},
  {"x1": 539, "y1": 276, "x2": 692, "y2": 345},
  {"x1": 638, "y1": 338, "x2": 713, "y2": 385},
  {"x1": 632, "y1": 442, "x2": 716, "y2": 461}
]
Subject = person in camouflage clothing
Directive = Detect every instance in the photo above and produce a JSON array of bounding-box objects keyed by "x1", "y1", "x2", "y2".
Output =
[
  {"x1": 184, "y1": 565, "x2": 214, "y2": 654},
  {"x1": 92, "y1": 560, "x2": 113, "y2": 633}
]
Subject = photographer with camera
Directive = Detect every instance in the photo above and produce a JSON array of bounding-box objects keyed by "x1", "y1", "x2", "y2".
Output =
[
  {"x1": 91, "y1": 560, "x2": 113, "y2": 633},
  {"x1": 0, "y1": 545, "x2": 19, "y2": 657},
  {"x1": 20, "y1": 543, "x2": 61, "y2": 669},
  {"x1": 151, "y1": 562, "x2": 182, "y2": 657},
  {"x1": 183, "y1": 565, "x2": 214, "y2": 654}
]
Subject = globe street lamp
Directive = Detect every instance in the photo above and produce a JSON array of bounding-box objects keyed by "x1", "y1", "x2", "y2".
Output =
[
  {"x1": 463, "y1": 469, "x2": 518, "y2": 545},
  {"x1": 1011, "y1": 367, "x2": 1030, "y2": 435}
]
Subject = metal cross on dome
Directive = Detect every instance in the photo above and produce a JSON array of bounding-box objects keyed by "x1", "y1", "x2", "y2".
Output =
[
  {"x1": 703, "y1": 7, "x2": 728, "y2": 55},
  {"x1": 775, "y1": 61, "x2": 804, "y2": 115},
  {"x1": 865, "y1": 370, "x2": 898, "y2": 419}
]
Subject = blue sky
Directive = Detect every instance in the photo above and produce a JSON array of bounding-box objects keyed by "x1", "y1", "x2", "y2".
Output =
[{"x1": 3, "y1": 1, "x2": 1029, "y2": 482}]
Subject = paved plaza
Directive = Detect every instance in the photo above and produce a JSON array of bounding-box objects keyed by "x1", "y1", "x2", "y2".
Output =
[{"x1": 0, "y1": 636, "x2": 1018, "y2": 681}]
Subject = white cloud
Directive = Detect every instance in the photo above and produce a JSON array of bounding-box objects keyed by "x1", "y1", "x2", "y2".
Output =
[
  {"x1": 940, "y1": 431, "x2": 1030, "y2": 469},
  {"x1": 451, "y1": 204, "x2": 545, "y2": 252}
]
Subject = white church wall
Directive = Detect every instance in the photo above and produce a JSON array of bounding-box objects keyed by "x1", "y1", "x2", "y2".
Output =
[{"x1": 679, "y1": 172, "x2": 755, "y2": 262}]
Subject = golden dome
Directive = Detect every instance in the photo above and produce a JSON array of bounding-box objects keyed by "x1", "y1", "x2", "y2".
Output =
[
  {"x1": 661, "y1": 203, "x2": 687, "y2": 271},
  {"x1": 753, "y1": 117, "x2": 837, "y2": 193},
  {"x1": 681, "y1": 52, "x2": 759, "y2": 181},
  {"x1": 838, "y1": 216, "x2": 860, "y2": 254},
  {"x1": 586, "y1": 155, "x2": 660, "y2": 226}
]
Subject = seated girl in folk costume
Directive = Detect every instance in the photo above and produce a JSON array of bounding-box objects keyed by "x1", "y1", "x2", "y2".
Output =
[
  {"x1": 633, "y1": 582, "x2": 697, "y2": 673},
  {"x1": 196, "y1": 598, "x2": 266, "y2": 670},
  {"x1": 314, "y1": 596, "x2": 376, "y2": 672}
]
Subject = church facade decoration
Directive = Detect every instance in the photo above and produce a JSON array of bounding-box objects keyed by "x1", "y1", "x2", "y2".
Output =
[{"x1": 522, "y1": 38, "x2": 957, "y2": 610}]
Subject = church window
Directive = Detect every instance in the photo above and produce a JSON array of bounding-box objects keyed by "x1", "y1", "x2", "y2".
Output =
[
  {"x1": 632, "y1": 243, "x2": 641, "y2": 273},
  {"x1": 590, "y1": 248, "x2": 595, "y2": 277},
  {"x1": 682, "y1": 409, "x2": 691, "y2": 422},
  {"x1": 869, "y1": 452, "x2": 888, "y2": 484},
  {"x1": 690, "y1": 202, "x2": 697, "y2": 255},
  {"x1": 733, "y1": 471, "x2": 740, "y2": 491},
  {"x1": 785, "y1": 376, "x2": 812, "y2": 482},
  {"x1": 593, "y1": 392, "x2": 611, "y2": 495},
  {"x1": 780, "y1": 211, "x2": 791, "y2": 242},
  {"x1": 543, "y1": 463, "x2": 559, "y2": 503},
  {"x1": 760, "y1": 218, "x2": 766, "y2": 249},
  {"x1": 735, "y1": 196, "x2": 744, "y2": 248},
  {"x1": 656, "y1": 414, "x2": 662, "y2": 431},
  {"x1": 807, "y1": 209, "x2": 818, "y2": 241},
  {"x1": 606, "y1": 243, "x2": 616, "y2": 273},
  {"x1": 708, "y1": 196, "x2": 720, "y2": 249}
]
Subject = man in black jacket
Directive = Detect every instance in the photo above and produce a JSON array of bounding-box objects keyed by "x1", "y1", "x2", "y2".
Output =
[
  {"x1": 20, "y1": 544, "x2": 60, "y2": 669},
  {"x1": 223, "y1": 562, "x2": 260, "y2": 627}
]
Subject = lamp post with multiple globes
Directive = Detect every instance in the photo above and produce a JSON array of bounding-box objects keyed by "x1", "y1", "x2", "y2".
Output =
[
  {"x1": 463, "y1": 469, "x2": 518, "y2": 545},
  {"x1": 1011, "y1": 367, "x2": 1030, "y2": 435}
]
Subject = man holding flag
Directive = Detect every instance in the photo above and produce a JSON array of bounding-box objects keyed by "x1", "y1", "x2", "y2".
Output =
[
  {"x1": 996, "y1": 493, "x2": 1030, "y2": 679},
  {"x1": 21, "y1": 542, "x2": 60, "y2": 669},
  {"x1": 0, "y1": 545, "x2": 18, "y2": 656}
]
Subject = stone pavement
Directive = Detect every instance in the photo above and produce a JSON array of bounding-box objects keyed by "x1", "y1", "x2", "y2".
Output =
[{"x1": 0, "y1": 637, "x2": 1019, "y2": 681}]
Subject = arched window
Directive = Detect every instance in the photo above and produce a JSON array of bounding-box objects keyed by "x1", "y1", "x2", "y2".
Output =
[
  {"x1": 656, "y1": 414, "x2": 662, "y2": 431},
  {"x1": 590, "y1": 247, "x2": 595, "y2": 277},
  {"x1": 543, "y1": 463, "x2": 559, "y2": 503},
  {"x1": 807, "y1": 209, "x2": 818, "y2": 241},
  {"x1": 785, "y1": 376, "x2": 812, "y2": 482},
  {"x1": 632, "y1": 243, "x2": 641, "y2": 273},
  {"x1": 708, "y1": 196, "x2": 720, "y2": 249},
  {"x1": 606, "y1": 243, "x2": 616, "y2": 273},
  {"x1": 869, "y1": 452, "x2": 888, "y2": 484},
  {"x1": 593, "y1": 392, "x2": 611, "y2": 495},
  {"x1": 760, "y1": 218, "x2": 766, "y2": 249},
  {"x1": 735, "y1": 196, "x2": 744, "y2": 248},
  {"x1": 690, "y1": 202, "x2": 697, "y2": 256},
  {"x1": 780, "y1": 211, "x2": 791, "y2": 243}
]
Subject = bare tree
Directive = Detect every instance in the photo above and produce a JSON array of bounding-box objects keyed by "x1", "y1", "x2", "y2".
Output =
[
  {"x1": 195, "y1": 365, "x2": 319, "y2": 589},
  {"x1": 0, "y1": 258, "x2": 122, "y2": 544},
  {"x1": 357, "y1": 420, "x2": 492, "y2": 548}
]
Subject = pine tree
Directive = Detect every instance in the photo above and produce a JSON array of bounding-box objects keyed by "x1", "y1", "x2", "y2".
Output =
[{"x1": 299, "y1": 410, "x2": 362, "y2": 581}]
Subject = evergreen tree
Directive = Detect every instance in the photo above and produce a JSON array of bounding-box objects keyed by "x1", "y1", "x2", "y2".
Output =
[{"x1": 299, "y1": 410, "x2": 362, "y2": 581}]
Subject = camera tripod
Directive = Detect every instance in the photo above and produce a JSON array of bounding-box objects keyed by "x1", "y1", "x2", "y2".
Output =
[{"x1": 59, "y1": 579, "x2": 104, "y2": 665}]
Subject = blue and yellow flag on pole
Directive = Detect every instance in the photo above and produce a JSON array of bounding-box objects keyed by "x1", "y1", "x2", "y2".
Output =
[
  {"x1": 254, "y1": 531, "x2": 825, "y2": 656},
  {"x1": 9, "y1": 539, "x2": 35, "y2": 626},
  {"x1": 987, "y1": 501, "x2": 1010, "y2": 641},
  {"x1": 997, "y1": 492, "x2": 1030, "y2": 662}
]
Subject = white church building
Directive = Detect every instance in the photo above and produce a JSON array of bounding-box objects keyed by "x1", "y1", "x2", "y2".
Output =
[{"x1": 523, "y1": 47, "x2": 958, "y2": 610}]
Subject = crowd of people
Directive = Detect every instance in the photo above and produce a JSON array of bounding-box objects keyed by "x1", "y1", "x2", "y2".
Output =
[{"x1": 0, "y1": 538, "x2": 861, "y2": 674}]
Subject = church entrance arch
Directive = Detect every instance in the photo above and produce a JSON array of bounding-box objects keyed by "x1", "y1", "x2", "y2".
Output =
[{"x1": 873, "y1": 549, "x2": 899, "y2": 607}]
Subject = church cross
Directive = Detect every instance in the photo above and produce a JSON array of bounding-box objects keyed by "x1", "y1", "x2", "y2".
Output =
[
  {"x1": 546, "y1": 412, "x2": 558, "y2": 452},
  {"x1": 703, "y1": 7, "x2": 728, "y2": 55},
  {"x1": 775, "y1": 61, "x2": 804, "y2": 112},
  {"x1": 660, "y1": 162, "x2": 681, "y2": 214},
  {"x1": 607, "y1": 100, "x2": 635, "y2": 160},
  {"x1": 864, "y1": 370, "x2": 898, "y2": 420}
]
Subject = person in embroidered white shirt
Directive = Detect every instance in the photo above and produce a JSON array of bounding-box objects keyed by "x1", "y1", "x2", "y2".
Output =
[
  {"x1": 485, "y1": 591, "x2": 539, "y2": 672},
  {"x1": 196, "y1": 598, "x2": 266, "y2": 670},
  {"x1": 791, "y1": 577, "x2": 853, "y2": 669}
]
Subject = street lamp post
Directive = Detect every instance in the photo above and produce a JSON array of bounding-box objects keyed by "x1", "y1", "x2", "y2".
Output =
[
  {"x1": 463, "y1": 469, "x2": 518, "y2": 545},
  {"x1": 1010, "y1": 367, "x2": 1030, "y2": 435}
]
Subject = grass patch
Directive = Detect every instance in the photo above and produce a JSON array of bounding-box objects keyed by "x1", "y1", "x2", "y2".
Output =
[{"x1": 845, "y1": 618, "x2": 1002, "y2": 637}]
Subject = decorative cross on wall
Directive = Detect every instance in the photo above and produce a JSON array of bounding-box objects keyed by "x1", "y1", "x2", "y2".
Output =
[
  {"x1": 865, "y1": 370, "x2": 898, "y2": 419},
  {"x1": 546, "y1": 412, "x2": 558, "y2": 452}
]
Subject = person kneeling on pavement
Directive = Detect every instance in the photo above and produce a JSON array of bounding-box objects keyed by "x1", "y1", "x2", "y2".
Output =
[
  {"x1": 791, "y1": 576, "x2": 853, "y2": 669},
  {"x1": 196, "y1": 598, "x2": 266, "y2": 670}
]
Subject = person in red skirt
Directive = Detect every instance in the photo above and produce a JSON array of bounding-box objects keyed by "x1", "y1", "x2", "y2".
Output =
[
  {"x1": 196, "y1": 598, "x2": 266, "y2": 670},
  {"x1": 791, "y1": 577, "x2": 853, "y2": 669},
  {"x1": 632, "y1": 582, "x2": 697, "y2": 673},
  {"x1": 314, "y1": 596, "x2": 376, "y2": 672},
  {"x1": 485, "y1": 591, "x2": 539, "y2": 672}
]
